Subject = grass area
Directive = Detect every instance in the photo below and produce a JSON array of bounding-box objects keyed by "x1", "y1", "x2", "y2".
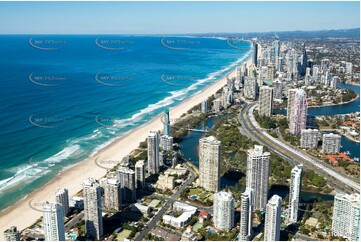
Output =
[
  {"x1": 116, "y1": 229, "x2": 132, "y2": 241},
  {"x1": 188, "y1": 188, "x2": 202, "y2": 196},
  {"x1": 199, "y1": 193, "x2": 207, "y2": 199},
  {"x1": 192, "y1": 222, "x2": 203, "y2": 232}
]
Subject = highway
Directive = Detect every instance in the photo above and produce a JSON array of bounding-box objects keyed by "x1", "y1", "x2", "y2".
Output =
[
  {"x1": 134, "y1": 167, "x2": 196, "y2": 241},
  {"x1": 239, "y1": 103, "x2": 360, "y2": 193}
]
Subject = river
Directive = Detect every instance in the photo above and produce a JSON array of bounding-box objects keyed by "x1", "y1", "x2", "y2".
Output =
[{"x1": 179, "y1": 84, "x2": 359, "y2": 201}]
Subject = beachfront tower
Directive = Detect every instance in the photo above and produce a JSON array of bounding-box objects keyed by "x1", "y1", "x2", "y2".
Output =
[
  {"x1": 246, "y1": 145, "x2": 270, "y2": 210},
  {"x1": 239, "y1": 187, "x2": 254, "y2": 241},
  {"x1": 163, "y1": 109, "x2": 170, "y2": 136},
  {"x1": 253, "y1": 42, "x2": 258, "y2": 66},
  {"x1": 288, "y1": 165, "x2": 303, "y2": 224},
  {"x1": 135, "y1": 160, "x2": 145, "y2": 189},
  {"x1": 201, "y1": 99, "x2": 208, "y2": 113},
  {"x1": 213, "y1": 191, "x2": 235, "y2": 231},
  {"x1": 117, "y1": 166, "x2": 136, "y2": 203},
  {"x1": 42, "y1": 202, "x2": 65, "y2": 241},
  {"x1": 199, "y1": 136, "x2": 221, "y2": 192},
  {"x1": 55, "y1": 188, "x2": 69, "y2": 217},
  {"x1": 147, "y1": 131, "x2": 160, "y2": 174},
  {"x1": 264, "y1": 195, "x2": 282, "y2": 241},
  {"x1": 83, "y1": 178, "x2": 103, "y2": 240},
  {"x1": 103, "y1": 178, "x2": 122, "y2": 211}
]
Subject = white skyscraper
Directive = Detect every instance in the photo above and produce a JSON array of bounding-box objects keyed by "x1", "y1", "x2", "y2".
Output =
[
  {"x1": 288, "y1": 165, "x2": 303, "y2": 224},
  {"x1": 258, "y1": 86, "x2": 273, "y2": 116},
  {"x1": 135, "y1": 160, "x2": 145, "y2": 189},
  {"x1": 288, "y1": 89, "x2": 308, "y2": 136},
  {"x1": 239, "y1": 187, "x2": 254, "y2": 241},
  {"x1": 300, "y1": 129, "x2": 319, "y2": 149},
  {"x1": 83, "y1": 178, "x2": 103, "y2": 240},
  {"x1": 264, "y1": 195, "x2": 282, "y2": 241},
  {"x1": 103, "y1": 178, "x2": 122, "y2": 211},
  {"x1": 212, "y1": 99, "x2": 222, "y2": 113},
  {"x1": 243, "y1": 77, "x2": 257, "y2": 100},
  {"x1": 55, "y1": 188, "x2": 69, "y2": 217},
  {"x1": 246, "y1": 145, "x2": 270, "y2": 210},
  {"x1": 42, "y1": 202, "x2": 65, "y2": 241},
  {"x1": 321, "y1": 58, "x2": 330, "y2": 73},
  {"x1": 199, "y1": 136, "x2": 221, "y2": 192},
  {"x1": 201, "y1": 99, "x2": 208, "y2": 113},
  {"x1": 312, "y1": 65, "x2": 319, "y2": 83},
  {"x1": 345, "y1": 62, "x2": 353, "y2": 75},
  {"x1": 147, "y1": 131, "x2": 159, "y2": 174},
  {"x1": 322, "y1": 133, "x2": 341, "y2": 154},
  {"x1": 160, "y1": 135, "x2": 173, "y2": 151},
  {"x1": 332, "y1": 193, "x2": 360, "y2": 241},
  {"x1": 213, "y1": 191, "x2": 234, "y2": 231},
  {"x1": 273, "y1": 78, "x2": 283, "y2": 100}
]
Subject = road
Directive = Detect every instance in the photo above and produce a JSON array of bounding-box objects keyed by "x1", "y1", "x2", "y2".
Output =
[
  {"x1": 64, "y1": 212, "x2": 84, "y2": 232},
  {"x1": 134, "y1": 168, "x2": 196, "y2": 241},
  {"x1": 239, "y1": 103, "x2": 360, "y2": 193},
  {"x1": 150, "y1": 193, "x2": 213, "y2": 214}
]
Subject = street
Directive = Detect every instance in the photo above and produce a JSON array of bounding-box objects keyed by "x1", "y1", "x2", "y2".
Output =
[{"x1": 134, "y1": 168, "x2": 196, "y2": 241}]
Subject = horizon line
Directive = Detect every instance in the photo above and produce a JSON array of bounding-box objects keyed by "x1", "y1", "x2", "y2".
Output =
[{"x1": 0, "y1": 27, "x2": 359, "y2": 36}]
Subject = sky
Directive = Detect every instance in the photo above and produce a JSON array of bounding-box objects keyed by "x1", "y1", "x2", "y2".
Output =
[{"x1": 0, "y1": 1, "x2": 359, "y2": 34}]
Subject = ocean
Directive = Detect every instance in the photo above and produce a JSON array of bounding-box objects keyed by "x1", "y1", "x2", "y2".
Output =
[{"x1": 0, "y1": 35, "x2": 252, "y2": 211}]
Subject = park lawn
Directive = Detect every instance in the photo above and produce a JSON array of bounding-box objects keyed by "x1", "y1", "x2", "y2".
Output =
[
  {"x1": 189, "y1": 188, "x2": 202, "y2": 196},
  {"x1": 116, "y1": 229, "x2": 132, "y2": 241},
  {"x1": 198, "y1": 193, "x2": 207, "y2": 199}
]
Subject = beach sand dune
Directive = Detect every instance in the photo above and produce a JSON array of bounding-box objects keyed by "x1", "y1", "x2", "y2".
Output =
[{"x1": 0, "y1": 57, "x2": 251, "y2": 238}]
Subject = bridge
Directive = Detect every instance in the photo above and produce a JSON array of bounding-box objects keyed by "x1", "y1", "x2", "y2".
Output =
[{"x1": 171, "y1": 124, "x2": 210, "y2": 133}]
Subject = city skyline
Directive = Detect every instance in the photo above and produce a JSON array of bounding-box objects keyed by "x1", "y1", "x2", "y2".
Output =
[
  {"x1": 0, "y1": 1, "x2": 359, "y2": 34},
  {"x1": 0, "y1": 1, "x2": 359, "y2": 240}
]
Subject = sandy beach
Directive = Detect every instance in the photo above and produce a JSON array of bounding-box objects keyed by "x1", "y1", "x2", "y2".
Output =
[{"x1": 0, "y1": 56, "x2": 252, "y2": 238}]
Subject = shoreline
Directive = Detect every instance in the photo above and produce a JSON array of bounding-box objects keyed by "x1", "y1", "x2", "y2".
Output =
[
  {"x1": 0, "y1": 55, "x2": 253, "y2": 237},
  {"x1": 308, "y1": 93, "x2": 359, "y2": 109}
]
